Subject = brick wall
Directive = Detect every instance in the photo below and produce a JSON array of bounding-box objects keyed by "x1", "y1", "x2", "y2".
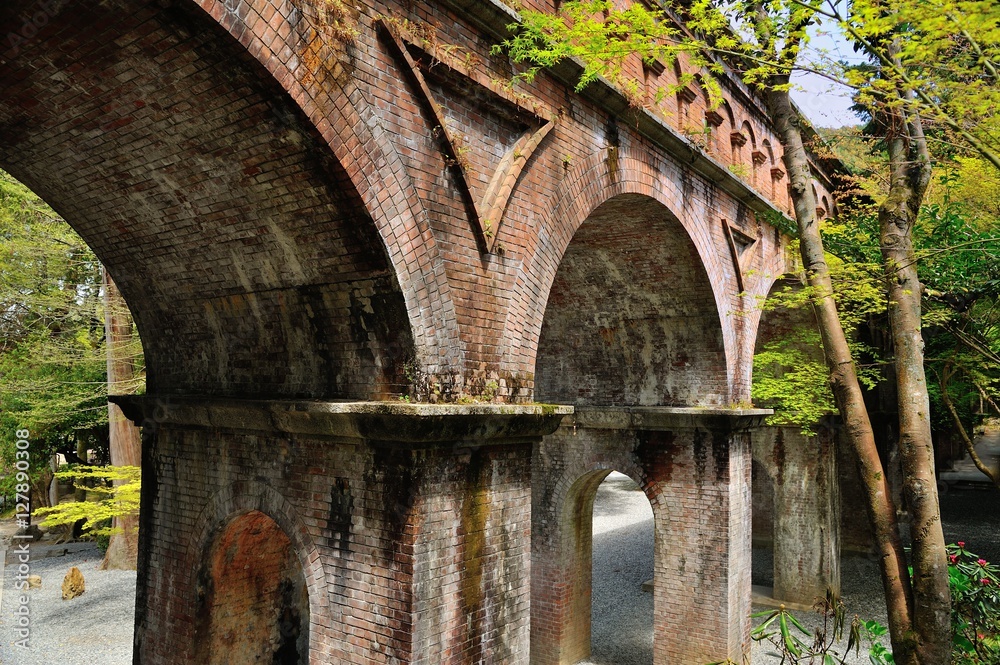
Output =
[
  {"x1": 195, "y1": 510, "x2": 309, "y2": 664},
  {"x1": 531, "y1": 408, "x2": 761, "y2": 665},
  {"x1": 0, "y1": 0, "x2": 816, "y2": 404},
  {"x1": 126, "y1": 398, "x2": 564, "y2": 665},
  {"x1": 0, "y1": 2, "x2": 846, "y2": 662},
  {"x1": 752, "y1": 425, "x2": 841, "y2": 604},
  {"x1": 535, "y1": 193, "x2": 729, "y2": 407}
]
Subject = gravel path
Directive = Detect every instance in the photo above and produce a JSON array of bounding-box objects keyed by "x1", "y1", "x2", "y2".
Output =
[
  {"x1": 0, "y1": 540, "x2": 135, "y2": 665},
  {"x1": 0, "y1": 472, "x2": 995, "y2": 665},
  {"x1": 582, "y1": 472, "x2": 1000, "y2": 665}
]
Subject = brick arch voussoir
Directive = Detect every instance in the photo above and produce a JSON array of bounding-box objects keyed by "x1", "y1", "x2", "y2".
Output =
[
  {"x1": 503, "y1": 147, "x2": 736, "y2": 390},
  {"x1": 551, "y1": 457, "x2": 665, "y2": 549},
  {"x1": 188, "y1": 479, "x2": 331, "y2": 624},
  {"x1": 194, "y1": 0, "x2": 462, "y2": 374}
]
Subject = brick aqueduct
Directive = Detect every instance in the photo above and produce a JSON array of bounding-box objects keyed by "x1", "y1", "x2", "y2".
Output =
[{"x1": 1, "y1": 0, "x2": 842, "y2": 663}]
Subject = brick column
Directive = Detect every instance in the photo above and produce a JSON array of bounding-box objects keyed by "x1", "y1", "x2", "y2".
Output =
[
  {"x1": 530, "y1": 407, "x2": 768, "y2": 665},
  {"x1": 115, "y1": 396, "x2": 569, "y2": 665},
  {"x1": 753, "y1": 424, "x2": 841, "y2": 605}
]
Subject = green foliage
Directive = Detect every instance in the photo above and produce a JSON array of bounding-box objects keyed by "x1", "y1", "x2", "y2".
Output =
[
  {"x1": 763, "y1": 178, "x2": 1000, "y2": 439},
  {"x1": 34, "y1": 465, "x2": 140, "y2": 538},
  {"x1": 747, "y1": 590, "x2": 893, "y2": 664},
  {"x1": 753, "y1": 329, "x2": 836, "y2": 434},
  {"x1": 0, "y1": 169, "x2": 144, "y2": 503},
  {"x1": 752, "y1": 247, "x2": 884, "y2": 434},
  {"x1": 947, "y1": 542, "x2": 1000, "y2": 664},
  {"x1": 498, "y1": 0, "x2": 721, "y2": 106}
]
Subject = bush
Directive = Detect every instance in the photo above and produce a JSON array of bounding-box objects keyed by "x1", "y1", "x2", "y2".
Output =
[
  {"x1": 33, "y1": 465, "x2": 140, "y2": 538},
  {"x1": 948, "y1": 542, "x2": 1000, "y2": 664}
]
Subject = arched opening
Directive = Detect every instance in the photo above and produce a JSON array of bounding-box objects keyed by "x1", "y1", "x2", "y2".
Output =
[
  {"x1": 751, "y1": 458, "x2": 776, "y2": 590},
  {"x1": 195, "y1": 510, "x2": 310, "y2": 665},
  {"x1": 751, "y1": 276, "x2": 841, "y2": 604},
  {"x1": 588, "y1": 471, "x2": 654, "y2": 665},
  {"x1": 0, "y1": 0, "x2": 414, "y2": 400},
  {"x1": 535, "y1": 193, "x2": 727, "y2": 407},
  {"x1": 552, "y1": 469, "x2": 654, "y2": 665}
]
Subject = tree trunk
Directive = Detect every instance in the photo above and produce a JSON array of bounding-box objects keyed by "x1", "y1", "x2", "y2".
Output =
[
  {"x1": 766, "y1": 81, "x2": 920, "y2": 663},
  {"x1": 100, "y1": 268, "x2": 141, "y2": 571},
  {"x1": 880, "y1": 118, "x2": 952, "y2": 663},
  {"x1": 940, "y1": 364, "x2": 999, "y2": 488}
]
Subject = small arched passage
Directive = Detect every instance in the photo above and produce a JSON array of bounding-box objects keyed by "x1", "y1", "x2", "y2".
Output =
[
  {"x1": 194, "y1": 510, "x2": 310, "y2": 664},
  {"x1": 590, "y1": 471, "x2": 655, "y2": 664},
  {"x1": 535, "y1": 193, "x2": 728, "y2": 406},
  {"x1": 532, "y1": 466, "x2": 654, "y2": 665}
]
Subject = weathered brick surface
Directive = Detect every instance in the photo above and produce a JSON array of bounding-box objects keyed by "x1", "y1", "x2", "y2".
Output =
[
  {"x1": 196, "y1": 510, "x2": 310, "y2": 663},
  {"x1": 532, "y1": 409, "x2": 760, "y2": 665},
  {"x1": 535, "y1": 193, "x2": 729, "y2": 406},
  {"x1": 0, "y1": 1, "x2": 845, "y2": 662},
  {"x1": 752, "y1": 426, "x2": 841, "y2": 605},
  {"x1": 130, "y1": 399, "x2": 558, "y2": 665},
  {"x1": 751, "y1": 278, "x2": 847, "y2": 603},
  {"x1": 0, "y1": 0, "x2": 836, "y2": 403}
]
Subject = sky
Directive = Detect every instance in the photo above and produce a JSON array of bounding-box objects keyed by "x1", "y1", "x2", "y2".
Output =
[{"x1": 789, "y1": 25, "x2": 867, "y2": 128}]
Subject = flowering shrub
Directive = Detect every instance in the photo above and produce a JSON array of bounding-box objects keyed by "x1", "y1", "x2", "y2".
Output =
[{"x1": 948, "y1": 542, "x2": 1000, "y2": 664}]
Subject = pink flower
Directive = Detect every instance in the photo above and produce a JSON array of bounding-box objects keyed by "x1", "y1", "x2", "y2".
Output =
[
  {"x1": 978, "y1": 559, "x2": 988, "y2": 566},
  {"x1": 950, "y1": 554, "x2": 959, "y2": 564},
  {"x1": 958, "y1": 541, "x2": 966, "y2": 548},
  {"x1": 982, "y1": 578, "x2": 991, "y2": 586}
]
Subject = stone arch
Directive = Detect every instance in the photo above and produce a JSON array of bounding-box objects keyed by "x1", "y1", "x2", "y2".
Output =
[
  {"x1": 188, "y1": 480, "x2": 330, "y2": 617},
  {"x1": 195, "y1": 510, "x2": 310, "y2": 664},
  {"x1": 673, "y1": 60, "x2": 695, "y2": 130},
  {"x1": 187, "y1": 480, "x2": 330, "y2": 662},
  {"x1": 740, "y1": 120, "x2": 759, "y2": 185},
  {"x1": 500, "y1": 147, "x2": 739, "y2": 403},
  {"x1": 716, "y1": 99, "x2": 736, "y2": 157},
  {"x1": 192, "y1": 0, "x2": 462, "y2": 375},
  {"x1": 741, "y1": 120, "x2": 757, "y2": 150},
  {"x1": 762, "y1": 138, "x2": 776, "y2": 165},
  {"x1": 0, "y1": 0, "x2": 460, "y2": 399},
  {"x1": 529, "y1": 160, "x2": 732, "y2": 405},
  {"x1": 532, "y1": 457, "x2": 659, "y2": 665}
]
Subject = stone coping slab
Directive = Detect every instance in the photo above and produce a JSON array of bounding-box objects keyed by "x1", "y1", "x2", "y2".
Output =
[
  {"x1": 564, "y1": 406, "x2": 773, "y2": 431},
  {"x1": 110, "y1": 395, "x2": 573, "y2": 443}
]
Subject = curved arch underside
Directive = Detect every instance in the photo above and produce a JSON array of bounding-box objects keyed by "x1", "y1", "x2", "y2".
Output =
[
  {"x1": 535, "y1": 194, "x2": 728, "y2": 406},
  {"x1": 0, "y1": 0, "x2": 413, "y2": 399}
]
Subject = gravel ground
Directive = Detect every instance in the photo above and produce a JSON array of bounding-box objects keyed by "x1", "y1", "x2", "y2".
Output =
[
  {"x1": 0, "y1": 472, "x2": 995, "y2": 665},
  {"x1": 0, "y1": 540, "x2": 135, "y2": 665},
  {"x1": 583, "y1": 472, "x2": 1000, "y2": 665}
]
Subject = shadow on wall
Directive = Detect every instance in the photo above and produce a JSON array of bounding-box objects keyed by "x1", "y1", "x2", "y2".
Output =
[{"x1": 535, "y1": 194, "x2": 727, "y2": 407}]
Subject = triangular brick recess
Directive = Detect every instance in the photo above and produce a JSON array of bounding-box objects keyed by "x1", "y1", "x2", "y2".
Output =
[
  {"x1": 722, "y1": 218, "x2": 759, "y2": 292},
  {"x1": 378, "y1": 18, "x2": 554, "y2": 254}
]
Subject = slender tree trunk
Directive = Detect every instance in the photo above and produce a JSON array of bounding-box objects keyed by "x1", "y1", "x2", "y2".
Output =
[
  {"x1": 940, "y1": 363, "x2": 999, "y2": 488},
  {"x1": 766, "y1": 81, "x2": 921, "y2": 663},
  {"x1": 880, "y1": 103, "x2": 952, "y2": 663},
  {"x1": 100, "y1": 268, "x2": 141, "y2": 571}
]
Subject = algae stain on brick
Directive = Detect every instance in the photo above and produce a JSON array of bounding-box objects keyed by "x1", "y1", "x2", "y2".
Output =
[{"x1": 457, "y1": 449, "x2": 490, "y2": 663}]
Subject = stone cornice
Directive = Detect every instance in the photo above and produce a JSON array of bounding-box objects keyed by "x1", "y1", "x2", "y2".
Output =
[
  {"x1": 111, "y1": 395, "x2": 572, "y2": 443},
  {"x1": 563, "y1": 406, "x2": 772, "y2": 431}
]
